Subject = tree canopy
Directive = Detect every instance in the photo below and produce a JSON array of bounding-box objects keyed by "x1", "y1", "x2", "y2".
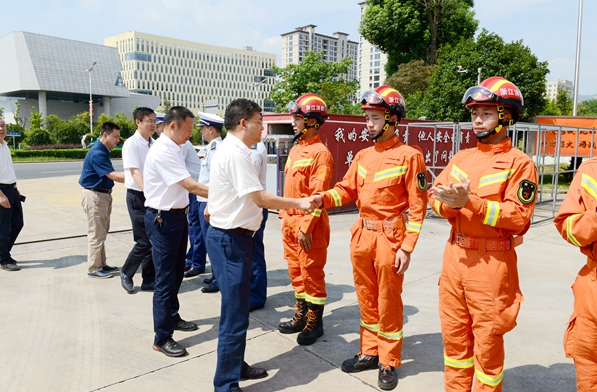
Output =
[
  {"x1": 360, "y1": 0, "x2": 477, "y2": 72},
  {"x1": 423, "y1": 30, "x2": 548, "y2": 122},
  {"x1": 269, "y1": 51, "x2": 359, "y2": 114},
  {"x1": 578, "y1": 99, "x2": 597, "y2": 116}
]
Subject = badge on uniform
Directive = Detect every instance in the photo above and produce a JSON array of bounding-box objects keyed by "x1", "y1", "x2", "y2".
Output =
[
  {"x1": 517, "y1": 180, "x2": 536, "y2": 204},
  {"x1": 210, "y1": 142, "x2": 216, "y2": 150},
  {"x1": 417, "y1": 172, "x2": 427, "y2": 191}
]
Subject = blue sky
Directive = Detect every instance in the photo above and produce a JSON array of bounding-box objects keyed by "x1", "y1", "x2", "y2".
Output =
[{"x1": 2, "y1": 0, "x2": 596, "y2": 95}]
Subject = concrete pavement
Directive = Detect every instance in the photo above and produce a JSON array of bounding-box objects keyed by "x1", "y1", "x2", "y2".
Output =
[{"x1": 0, "y1": 173, "x2": 580, "y2": 391}]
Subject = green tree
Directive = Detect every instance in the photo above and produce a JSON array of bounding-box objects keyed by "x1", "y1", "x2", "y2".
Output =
[
  {"x1": 541, "y1": 99, "x2": 560, "y2": 116},
  {"x1": 269, "y1": 51, "x2": 359, "y2": 114},
  {"x1": 158, "y1": 98, "x2": 171, "y2": 114},
  {"x1": 360, "y1": 0, "x2": 477, "y2": 71},
  {"x1": 555, "y1": 89, "x2": 573, "y2": 116},
  {"x1": 28, "y1": 107, "x2": 43, "y2": 132},
  {"x1": 0, "y1": 107, "x2": 3, "y2": 118},
  {"x1": 44, "y1": 114, "x2": 80, "y2": 144},
  {"x1": 578, "y1": 99, "x2": 597, "y2": 116},
  {"x1": 386, "y1": 59, "x2": 435, "y2": 97},
  {"x1": 404, "y1": 91, "x2": 428, "y2": 119},
  {"x1": 423, "y1": 30, "x2": 548, "y2": 122},
  {"x1": 113, "y1": 112, "x2": 136, "y2": 139}
]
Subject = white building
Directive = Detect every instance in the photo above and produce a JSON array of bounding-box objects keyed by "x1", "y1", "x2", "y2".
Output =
[
  {"x1": 358, "y1": 1, "x2": 388, "y2": 96},
  {"x1": 104, "y1": 32, "x2": 277, "y2": 115},
  {"x1": 545, "y1": 79, "x2": 573, "y2": 101},
  {"x1": 280, "y1": 25, "x2": 358, "y2": 84}
]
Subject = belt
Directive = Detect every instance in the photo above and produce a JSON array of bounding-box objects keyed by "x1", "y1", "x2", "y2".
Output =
[
  {"x1": 148, "y1": 207, "x2": 189, "y2": 215},
  {"x1": 0, "y1": 183, "x2": 17, "y2": 189},
  {"x1": 127, "y1": 189, "x2": 144, "y2": 196},
  {"x1": 453, "y1": 232, "x2": 512, "y2": 251},
  {"x1": 223, "y1": 227, "x2": 256, "y2": 237},
  {"x1": 85, "y1": 187, "x2": 112, "y2": 194},
  {"x1": 361, "y1": 216, "x2": 405, "y2": 231}
]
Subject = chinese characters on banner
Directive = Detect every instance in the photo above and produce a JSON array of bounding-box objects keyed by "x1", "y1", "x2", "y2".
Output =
[{"x1": 538, "y1": 130, "x2": 597, "y2": 156}]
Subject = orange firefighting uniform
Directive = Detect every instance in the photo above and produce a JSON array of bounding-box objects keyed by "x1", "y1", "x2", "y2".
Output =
[
  {"x1": 553, "y1": 157, "x2": 597, "y2": 392},
  {"x1": 319, "y1": 133, "x2": 427, "y2": 367},
  {"x1": 428, "y1": 138, "x2": 538, "y2": 392},
  {"x1": 280, "y1": 134, "x2": 334, "y2": 306}
]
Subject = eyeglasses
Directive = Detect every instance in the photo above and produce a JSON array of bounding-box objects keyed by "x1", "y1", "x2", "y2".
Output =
[
  {"x1": 245, "y1": 119, "x2": 263, "y2": 126},
  {"x1": 144, "y1": 119, "x2": 157, "y2": 124}
]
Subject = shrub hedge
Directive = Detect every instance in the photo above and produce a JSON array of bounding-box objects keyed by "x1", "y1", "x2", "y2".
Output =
[{"x1": 12, "y1": 149, "x2": 122, "y2": 159}]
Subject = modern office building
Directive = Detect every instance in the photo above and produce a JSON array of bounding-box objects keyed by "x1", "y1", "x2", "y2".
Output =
[
  {"x1": 358, "y1": 2, "x2": 388, "y2": 95},
  {"x1": 104, "y1": 31, "x2": 277, "y2": 115},
  {"x1": 545, "y1": 79, "x2": 574, "y2": 101},
  {"x1": 0, "y1": 31, "x2": 158, "y2": 124},
  {"x1": 280, "y1": 25, "x2": 358, "y2": 84}
]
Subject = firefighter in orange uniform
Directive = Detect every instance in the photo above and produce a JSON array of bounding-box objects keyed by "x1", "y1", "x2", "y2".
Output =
[
  {"x1": 554, "y1": 158, "x2": 597, "y2": 392},
  {"x1": 428, "y1": 77, "x2": 538, "y2": 392},
  {"x1": 313, "y1": 85, "x2": 427, "y2": 391},
  {"x1": 278, "y1": 93, "x2": 335, "y2": 346}
]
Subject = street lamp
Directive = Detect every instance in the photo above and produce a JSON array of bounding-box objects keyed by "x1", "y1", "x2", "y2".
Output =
[
  {"x1": 253, "y1": 75, "x2": 267, "y2": 104},
  {"x1": 457, "y1": 66, "x2": 481, "y2": 84},
  {"x1": 85, "y1": 61, "x2": 97, "y2": 134},
  {"x1": 572, "y1": 0, "x2": 583, "y2": 116}
]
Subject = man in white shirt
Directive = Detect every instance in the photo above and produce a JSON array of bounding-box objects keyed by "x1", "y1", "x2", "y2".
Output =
[
  {"x1": 120, "y1": 107, "x2": 156, "y2": 293},
  {"x1": 248, "y1": 141, "x2": 268, "y2": 311},
  {"x1": 0, "y1": 118, "x2": 23, "y2": 272},
  {"x1": 195, "y1": 112, "x2": 224, "y2": 291},
  {"x1": 144, "y1": 106, "x2": 208, "y2": 358},
  {"x1": 206, "y1": 98, "x2": 316, "y2": 392}
]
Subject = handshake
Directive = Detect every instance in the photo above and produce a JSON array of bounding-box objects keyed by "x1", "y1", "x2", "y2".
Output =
[{"x1": 297, "y1": 194, "x2": 323, "y2": 213}]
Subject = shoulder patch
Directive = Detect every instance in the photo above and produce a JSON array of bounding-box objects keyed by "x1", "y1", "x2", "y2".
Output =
[
  {"x1": 417, "y1": 172, "x2": 427, "y2": 191},
  {"x1": 517, "y1": 180, "x2": 536, "y2": 204},
  {"x1": 210, "y1": 142, "x2": 216, "y2": 150}
]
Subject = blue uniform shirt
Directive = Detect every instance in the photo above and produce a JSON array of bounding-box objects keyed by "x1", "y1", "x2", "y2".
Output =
[{"x1": 78, "y1": 141, "x2": 116, "y2": 189}]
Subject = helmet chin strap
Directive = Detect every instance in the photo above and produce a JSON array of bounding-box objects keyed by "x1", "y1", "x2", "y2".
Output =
[
  {"x1": 472, "y1": 106, "x2": 512, "y2": 141},
  {"x1": 293, "y1": 119, "x2": 319, "y2": 143},
  {"x1": 371, "y1": 111, "x2": 394, "y2": 142}
]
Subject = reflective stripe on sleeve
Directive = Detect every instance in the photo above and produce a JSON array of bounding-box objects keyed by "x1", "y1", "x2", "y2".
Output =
[
  {"x1": 293, "y1": 158, "x2": 314, "y2": 168},
  {"x1": 479, "y1": 169, "x2": 514, "y2": 189},
  {"x1": 373, "y1": 165, "x2": 408, "y2": 182},
  {"x1": 450, "y1": 164, "x2": 468, "y2": 183},
  {"x1": 311, "y1": 208, "x2": 322, "y2": 217},
  {"x1": 581, "y1": 173, "x2": 597, "y2": 200},
  {"x1": 483, "y1": 200, "x2": 500, "y2": 227},
  {"x1": 358, "y1": 163, "x2": 368, "y2": 180},
  {"x1": 434, "y1": 199, "x2": 446, "y2": 218},
  {"x1": 406, "y1": 221, "x2": 422, "y2": 233},
  {"x1": 566, "y1": 213, "x2": 582, "y2": 247},
  {"x1": 327, "y1": 189, "x2": 342, "y2": 207}
]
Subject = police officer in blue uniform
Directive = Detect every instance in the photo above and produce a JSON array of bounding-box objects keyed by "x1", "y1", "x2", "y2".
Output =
[{"x1": 195, "y1": 112, "x2": 225, "y2": 293}]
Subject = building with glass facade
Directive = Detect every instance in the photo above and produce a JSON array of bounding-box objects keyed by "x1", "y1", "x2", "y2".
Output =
[
  {"x1": 104, "y1": 32, "x2": 277, "y2": 115},
  {"x1": 358, "y1": 2, "x2": 388, "y2": 96}
]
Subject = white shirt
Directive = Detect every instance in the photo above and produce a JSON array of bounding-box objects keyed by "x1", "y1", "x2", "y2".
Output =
[
  {"x1": 208, "y1": 133, "x2": 263, "y2": 231},
  {"x1": 143, "y1": 134, "x2": 191, "y2": 210},
  {"x1": 122, "y1": 130, "x2": 153, "y2": 192},
  {"x1": 250, "y1": 142, "x2": 268, "y2": 189},
  {"x1": 182, "y1": 141, "x2": 201, "y2": 181},
  {"x1": 197, "y1": 136, "x2": 222, "y2": 202},
  {"x1": 0, "y1": 141, "x2": 17, "y2": 184}
]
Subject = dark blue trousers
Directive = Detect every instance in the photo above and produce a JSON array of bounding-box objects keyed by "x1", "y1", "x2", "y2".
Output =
[
  {"x1": 186, "y1": 194, "x2": 206, "y2": 271},
  {"x1": 121, "y1": 190, "x2": 155, "y2": 283},
  {"x1": 0, "y1": 188, "x2": 23, "y2": 262},
  {"x1": 145, "y1": 209, "x2": 188, "y2": 346},
  {"x1": 206, "y1": 226, "x2": 253, "y2": 392},
  {"x1": 250, "y1": 209, "x2": 268, "y2": 308},
  {"x1": 199, "y1": 201, "x2": 218, "y2": 288}
]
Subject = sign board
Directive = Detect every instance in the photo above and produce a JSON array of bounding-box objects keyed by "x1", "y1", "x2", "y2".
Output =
[
  {"x1": 6, "y1": 132, "x2": 21, "y2": 137},
  {"x1": 536, "y1": 116, "x2": 597, "y2": 156}
]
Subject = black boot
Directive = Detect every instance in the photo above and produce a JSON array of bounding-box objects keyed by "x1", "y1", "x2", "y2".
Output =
[
  {"x1": 278, "y1": 299, "x2": 307, "y2": 334},
  {"x1": 296, "y1": 303, "x2": 324, "y2": 345}
]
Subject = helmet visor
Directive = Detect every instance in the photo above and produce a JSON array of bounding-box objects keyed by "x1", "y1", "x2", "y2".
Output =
[
  {"x1": 462, "y1": 86, "x2": 497, "y2": 105},
  {"x1": 360, "y1": 90, "x2": 386, "y2": 106},
  {"x1": 287, "y1": 101, "x2": 304, "y2": 116}
]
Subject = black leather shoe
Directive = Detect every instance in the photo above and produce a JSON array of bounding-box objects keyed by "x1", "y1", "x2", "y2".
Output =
[
  {"x1": 201, "y1": 283, "x2": 219, "y2": 293},
  {"x1": 341, "y1": 353, "x2": 379, "y2": 373},
  {"x1": 378, "y1": 364, "x2": 398, "y2": 390},
  {"x1": 184, "y1": 268, "x2": 203, "y2": 278},
  {"x1": 141, "y1": 281, "x2": 155, "y2": 291},
  {"x1": 174, "y1": 319, "x2": 198, "y2": 331},
  {"x1": 184, "y1": 265, "x2": 191, "y2": 272},
  {"x1": 0, "y1": 261, "x2": 20, "y2": 271},
  {"x1": 120, "y1": 271, "x2": 134, "y2": 294},
  {"x1": 152, "y1": 338, "x2": 187, "y2": 357},
  {"x1": 102, "y1": 265, "x2": 119, "y2": 273},
  {"x1": 203, "y1": 276, "x2": 214, "y2": 284},
  {"x1": 241, "y1": 365, "x2": 268, "y2": 380}
]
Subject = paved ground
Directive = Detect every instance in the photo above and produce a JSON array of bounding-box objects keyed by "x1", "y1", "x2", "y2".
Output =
[{"x1": 0, "y1": 173, "x2": 582, "y2": 391}]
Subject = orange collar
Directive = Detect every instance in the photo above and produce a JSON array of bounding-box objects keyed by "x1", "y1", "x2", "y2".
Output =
[
  {"x1": 477, "y1": 137, "x2": 512, "y2": 154},
  {"x1": 298, "y1": 133, "x2": 322, "y2": 145},
  {"x1": 375, "y1": 134, "x2": 401, "y2": 151}
]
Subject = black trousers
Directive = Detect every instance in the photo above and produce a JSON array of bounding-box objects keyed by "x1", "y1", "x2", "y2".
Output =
[
  {"x1": 121, "y1": 190, "x2": 155, "y2": 283},
  {"x1": 0, "y1": 187, "x2": 23, "y2": 262}
]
